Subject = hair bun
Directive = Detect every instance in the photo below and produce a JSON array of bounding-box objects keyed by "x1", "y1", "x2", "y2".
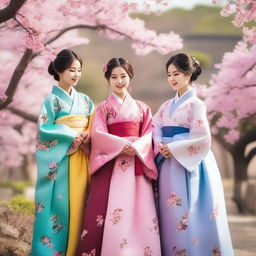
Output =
[
  {"x1": 191, "y1": 57, "x2": 201, "y2": 81},
  {"x1": 48, "y1": 61, "x2": 60, "y2": 81}
]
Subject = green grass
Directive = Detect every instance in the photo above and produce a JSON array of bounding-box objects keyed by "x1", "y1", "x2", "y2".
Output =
[
  {"x1": 6, "y1": 195, "x2": 34, "y2": 215},
  {"x1": 0, "y1": 181, "x2": 31, "y2": 194}
]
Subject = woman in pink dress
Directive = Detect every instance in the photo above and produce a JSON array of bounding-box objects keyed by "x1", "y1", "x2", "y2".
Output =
[{"x1": 76, "y1": 58, "x2": 161, "y2": 256}]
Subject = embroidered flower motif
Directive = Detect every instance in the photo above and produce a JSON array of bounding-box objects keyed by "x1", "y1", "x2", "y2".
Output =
[
  {"x1": 210, "y1": 205, "x2": 220, "y2": 219},
  {"x1": 176, "y1": 212, "x2": 189, "y2": 231},
  {"x1": 148, "y1": 217, "x2": 159, "y2": 234},
  {"x1": 46, "y1": 170, "x2": 57, "y2": 181},
  {"x1": 39, "y1": 113, "x2": 48, "y2": 124},
  {"x1": 82, "y1": 249, "x2": 96, "y2": 256},
  {"x1": 212, "y1": 246, "x2": 221, "y2": 256},
  {"x1": 51, "y1": 215, "x2": 58, "y2": 222},
  {"x1": 54, "y1": 251, "x2": 65, "y2": 256},
  {"x1": 188, "y1": 145, "x2": 200, "y2": 156},
  {"x1": 36, "y1": 133, "x2": 58, "y2": 151},
  {"x1": 118, "y1": 160, "x2": 131, "y2": 172},
  {"x1": 120, "y1": 238, "x2": 128, "y2": 249},
  {"x1": 80, "y1": 229, "x2": 88, "y2": 240},
  {"x1": 40, "y1": 235, "x2": 53, "y2": 248},
  {"x1": 192, "y1": 238, "x2": 199, "y2": 246},
  {"x1": 53, "y1": 97, "x2": 63, "y2": 113},
  {"x1": 51, "y1": 214, "x2": 64, "y2": 234},
  {"x1": 173, "y1": 246, "x2": 187, "y2": 256},
  {"x1": 48, "y1": 162, "x2": 58, "y2": 171},
  {"x1": 167, "y1": 192, "x2": 182, "y2": 207},
  {"x1": 195, "y1": 119, "x2": 204, "y2": 128},
  {"x1": 96, "y1": 215, "x2": 104, "y2": 227},
  {"x1": 52, "y1": 222, "x2": 65, "y2": 234},
  {"x1": 35, "y1": 201, "x2": 45, "y2": 213},
  {"x1": 103, "y1": 64, "x2": 108, "y2": 73},
  {"x1": 95, "y1": 152, "x2": 108, "y2": 162},
  {"x1": 110, "y1": 208, "x2": 124, "y2": 225},
  {"x1": 144, "y1": 246, "x2": 154, "y2": 256},
  {"x1": 105, "y1": 102, "x2": 116, "y2": 120}
]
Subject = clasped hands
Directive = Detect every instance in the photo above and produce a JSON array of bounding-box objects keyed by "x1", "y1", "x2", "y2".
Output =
[
  {"x1": 121, "y1": 142, "x2": 136, "y2": 156},
  {"x1": 158, "y1": 142, "x2": 172, "y2": 158},
  {"x1": 67, "y1": 132, "x2": 90, "y2": 156}
]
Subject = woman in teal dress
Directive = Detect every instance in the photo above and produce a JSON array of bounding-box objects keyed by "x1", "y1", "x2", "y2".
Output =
[{"x1": 31, "y1": 49, "x2": 94, "y2": 256}]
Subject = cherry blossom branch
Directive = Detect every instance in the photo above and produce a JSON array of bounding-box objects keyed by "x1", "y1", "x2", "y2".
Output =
[
  {"x1": 0, "y1": 0, "x2": 27, "y2": 24},
  {"x1": 7, "y1": 106, "x2": 37, "y2": 123},
  {"x1": 0, "y1": 49, "x2": 33, "y2": 109}
]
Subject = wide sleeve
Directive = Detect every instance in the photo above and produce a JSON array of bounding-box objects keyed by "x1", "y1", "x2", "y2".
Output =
[
  {"x1": 38, "y1": 95, "x2": 77, "y2": 148},
  {"x1": 131, "y1": 105, "x2": 158, "y2": 180},
  {"x1": 167, "y1": 100, "x2": 211, "y2": 172},
  {"x1": 89, "y1": 104, "x2": 128, "y2": 175},
  {"x1": 152, "y1": 102, "x2": 166, "y2": 156}
]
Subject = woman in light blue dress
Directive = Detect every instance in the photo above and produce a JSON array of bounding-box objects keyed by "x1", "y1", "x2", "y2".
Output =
[{"x1": 153, "y1": 53, "x2": 234, "y2": 256}]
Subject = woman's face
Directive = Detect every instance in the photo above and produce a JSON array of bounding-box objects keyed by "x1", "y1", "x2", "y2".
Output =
[
  {"x1": 108, "y1": 66, "x2": 130, "y2": 99},
  {"x1": 58, "y1": 59, "x2": 82, "y2": 87},
  {"x1": 167, "y1": 63, "x2": 191, "y2": 95}
]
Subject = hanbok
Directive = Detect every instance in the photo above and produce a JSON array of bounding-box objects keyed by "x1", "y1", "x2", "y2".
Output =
[
  {"x1": 153, "y1": 89, "x2": 234, "y2": 256},
  {"x1": 77, "y1": 93, "x2": 161, "y2": 256},
  {"x1": 31, "y1": 85, "x2": 94, "y2": 256}
]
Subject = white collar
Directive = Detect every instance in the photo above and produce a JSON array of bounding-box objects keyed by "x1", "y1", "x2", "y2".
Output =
[{"x1": 112, "y1": 92, "x2": 125, "y2": 104}]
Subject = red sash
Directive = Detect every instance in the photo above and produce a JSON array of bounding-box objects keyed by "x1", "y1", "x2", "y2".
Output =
[{"x1": 108, "y1": 122, "x2": 144, "y2": 175}]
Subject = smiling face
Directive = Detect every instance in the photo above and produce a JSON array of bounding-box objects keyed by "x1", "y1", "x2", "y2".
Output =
[
  {"x1": 58, "y1": 59, "x2": 82, "y2": 89},
  {"x1": 108, "y1": 66, "x2": 130, "y2": 99},
  {"x1": 167, "y1": 63, "x2": 191, "y2": 96}
]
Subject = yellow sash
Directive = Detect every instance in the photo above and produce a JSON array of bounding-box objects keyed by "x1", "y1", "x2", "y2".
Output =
[{"x1": 55, "y1": 114, "x2": 93, "y2": 255}]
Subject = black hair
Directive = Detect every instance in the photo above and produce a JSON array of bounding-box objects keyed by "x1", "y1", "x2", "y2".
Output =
[
  {"x1": 48, "y1": 49, "x2": 83, "y2": 81},
  {"x1": 104, "y1": 57, "x2": 134, "y2": 80},
  {"x1": 166, "y1": 53, "x2": 201, "y2": 82}
]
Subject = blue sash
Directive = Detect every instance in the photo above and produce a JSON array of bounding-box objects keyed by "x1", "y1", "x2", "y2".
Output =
[{"x1": 155, "y1": 126, "x2": 189, "y2": 170}]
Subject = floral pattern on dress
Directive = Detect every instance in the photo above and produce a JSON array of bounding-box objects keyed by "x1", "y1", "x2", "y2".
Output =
[
  {"x1": 39, "y1": 113, "x2": 48, "y2": 124},
  {"x1": 192, "y1": 238, "x2": 199, "y2": 246},
  {"x1": 148, "y1": 217, "x2": 159, "y2": 234},
  {"x1": 40, "y1": 235, "x2": 53, "y2": 248},
  {"x1": 35, "y1": 201, "x2": 45, "y2": 213},
  {"x1": 80, "y1": 229, "x2": 88, "y2": 240},
  {"x1": 54, "y1": 251, "x2": 65, "y2": 256},
  {"x1": 210, "y1": 205, "x2": 220, "y2": 219},
  {"x1": 120, "y1": 238, "x2": 128, "y2": 249},
  {"x1": 36, "y1": 133, "x2": 58, "y2": 151},
  {"x1": 105, "y1": 102, "x2": 116, "y2": 120},
  {"x1": 96, "y1": 215, "x2": 104, "y2": 227},
  {"x1": 173, "y1": 247, "x2": 187, "y2": 256},
  {"x1": 82, "y1": 249, "x2": 96, "y2": 256},
  {"x1": 51, "y1": 214, "x2": 64, "y2": 234},
  {"x1": 176, "y1": 212, "x2": 189, "y2": 231},
  {"x1": 212, "y1": 246, "x2": 221, "y2": 256},
  {"x1": 188, "y1": 145, "x2": 200, "y2": 156},
  {"x1": 109, "y1": 208, "x2": 124, "y2": 225},
  {"x1": 53, "y1": 97, "x2": 63, "y2": 113},
  {"x1": 144, "y1": 246, "x2": 154, "y2": 256},
  {"x1": 118, "y1": 159, "x2": 131, "y2": 172},
  {"x1": 95, "y1": 152, "x2": 108, "y2": 162},
  {"x1": 46, "y1": 162, "x2": 59, "y2": 181},
  {"x1": 167, "y1": 192, "x2": 182, "y2": 207}
]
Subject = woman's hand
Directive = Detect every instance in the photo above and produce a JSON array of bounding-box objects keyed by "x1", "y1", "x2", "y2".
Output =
[
  {"x1": 121, "y1": 143, "x2": 136, "y2": 156},
  {"x1": 158, "y1": 142, "x2": 172, "y2": 158}
]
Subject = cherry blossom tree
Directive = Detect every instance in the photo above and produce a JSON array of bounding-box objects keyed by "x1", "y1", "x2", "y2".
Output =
[
  {"x1": 202, "y1": 0, "x2": 256, "y2": 212},
  {"x1": 0, "y1": 0, "x2": 182, "y2": 171}
]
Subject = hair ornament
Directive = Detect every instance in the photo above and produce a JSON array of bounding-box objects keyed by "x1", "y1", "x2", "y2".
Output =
[
  {"x1": 103, "y1": 64, "x2": 108, "y2": 73},
  {"x1": 192, "y1": 57, "x2": 200, "y2": 66}
]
